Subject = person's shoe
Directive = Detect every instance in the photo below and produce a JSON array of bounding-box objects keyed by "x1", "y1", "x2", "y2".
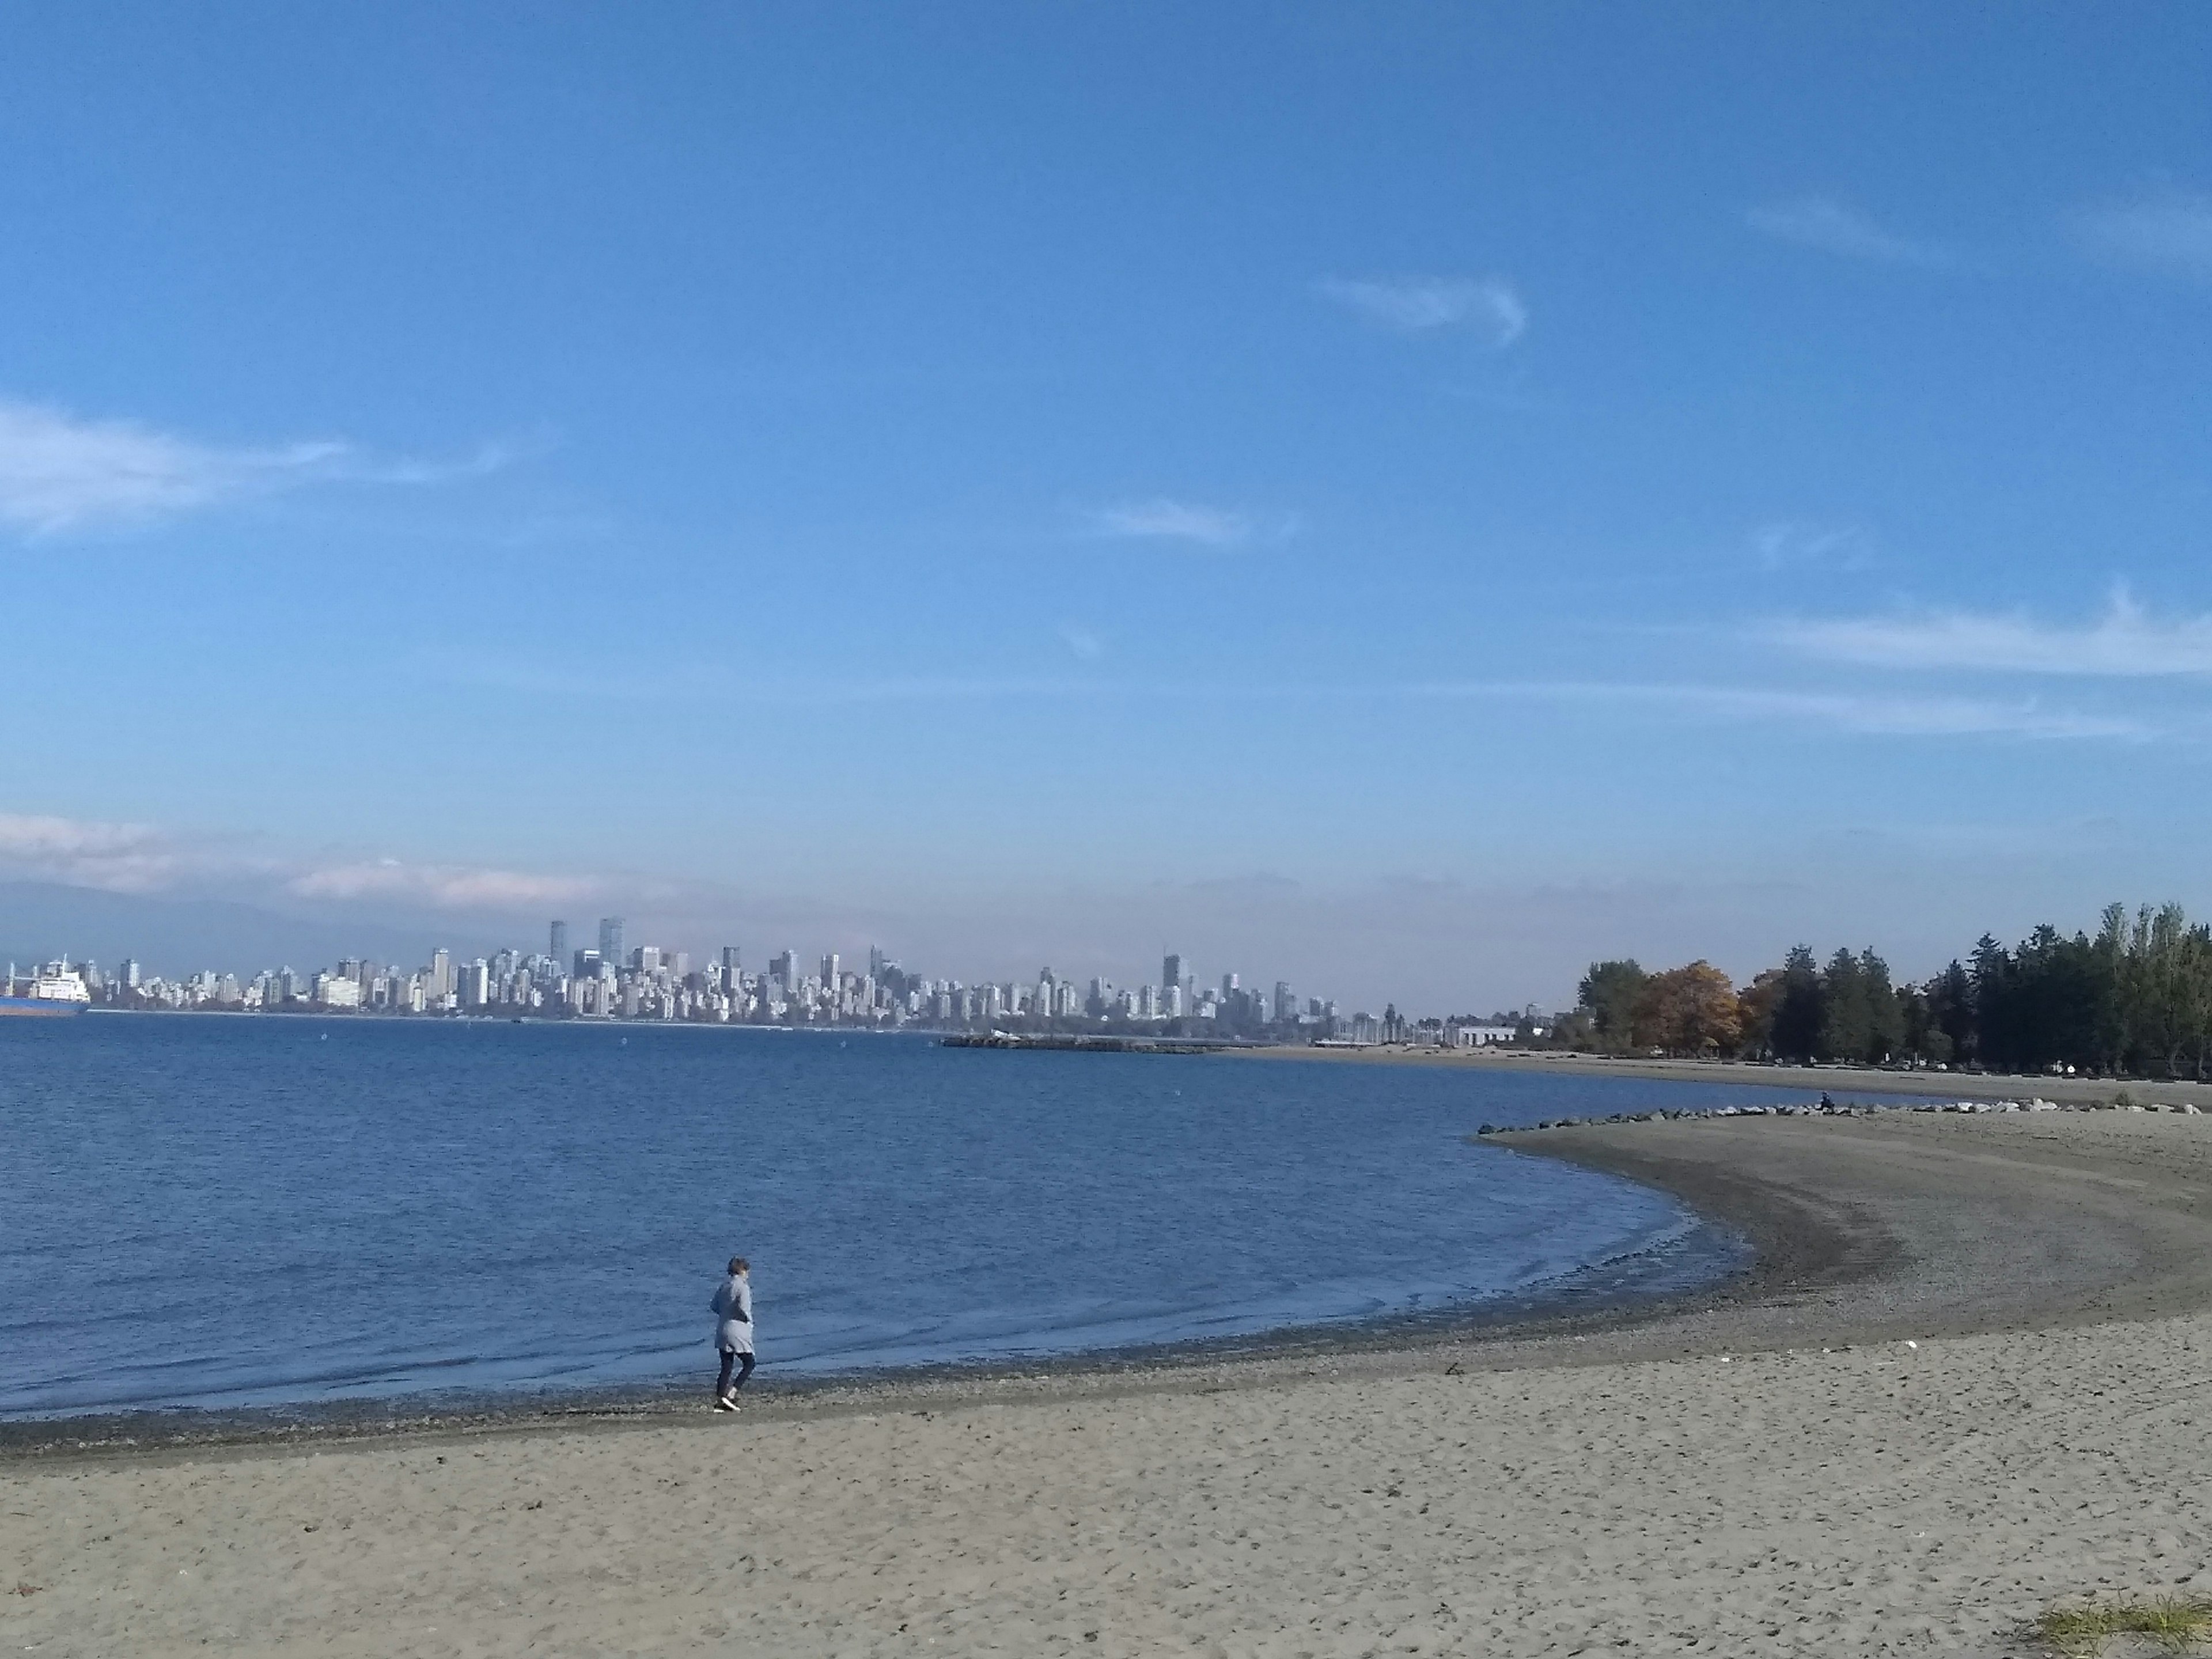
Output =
[{"x1": 713, "y1": 1395, "x2": 736, "y2": 1412}]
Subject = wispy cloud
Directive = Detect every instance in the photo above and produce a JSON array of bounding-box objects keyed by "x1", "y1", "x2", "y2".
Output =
[
  {"x1": 452, "y1": 656, "x2": 2156, "y2": 739},
  {"x1": 1751, "y1": 521, "x2": 1874, "y2": 572},
  {"x1": 1771, "y1": 593, "x2": 2212, "y2": 677},
  {"x1": 1414, "y1": 680, "x2": 2144, "y2": 742},
  {"x1": 0, "y1": 806, "x2": 606, "y2": 914},
  {"x1": 0, "y1": 812, "x2": 179, "y2": 892},
  {"x1": 1317, "y1": 276, "x2": 1528, "y2": 346},
  {"x1": 1747, "y1": 197, "x2": 1951, "y2": 267},
  {"x1": 1059, "y1": 626, "x2": 1104, "y2": 662},
  {"x1": 0, "y1": 399, "x2": 513, "y2": 535},
  {"x1": 286, "y1": 858, "x2": 599, "y2": 911},
  {"x1": 2073, "y1": 188, "x2": 2212, "y2": 282},
  {"x1": 1090, "y1": 499, "x2": 1256, "y2": 548}
]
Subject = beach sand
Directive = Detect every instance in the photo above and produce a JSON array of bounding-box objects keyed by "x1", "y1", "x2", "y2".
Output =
[
  {"x1": 10, "y1": 1112, "x2": 2212, "y2": 1657},
  {"x1": 1238, "y1": 1039, "x2": 2212, "y2": 1111}
]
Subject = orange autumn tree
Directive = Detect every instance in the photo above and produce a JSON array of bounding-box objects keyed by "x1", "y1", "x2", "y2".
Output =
[{"x1": 1633, "y1": 960, "x2": 1744, "y2": 1055}]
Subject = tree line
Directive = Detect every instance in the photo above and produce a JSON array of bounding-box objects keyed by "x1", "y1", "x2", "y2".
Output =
[{"x1": 1567, "y1": 903, "x2": 2212, "y2": 1078}]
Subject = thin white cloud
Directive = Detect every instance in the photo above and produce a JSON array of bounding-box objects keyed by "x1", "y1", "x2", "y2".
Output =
[
  {"x1": 0, "y1": 812, "x2": 179, "y2": 892},
  {"x1": 1091, "y1": 499, "x2": 1254, "y2": 548},
  {"x1": 1751, "y1": 521, "x2": 1873, "y2": 572},
  {"x1": 1771, "y1": 593, "x2": 2212, "y2": 678},
  {"x1": 1059, "y1": 626, "x2": 1104, "y2": 662},
  {"x1": 2073, "y1": 188, "x2": 2212, "y2": 282},
  {"x1": 1747, "y1": 198, "x2": 1951, "y2": 267},
  {"x1": 287, "y1": 858, "x2": 599, "y2": 911},
  {"x1": 1414, "y1": 680, "x2": 2144, "y2": 743},
  {"x1": 0, "y1": 399, "x2": 512, "y2": 535},
  {"x1": 1317, "y1": 276, "x2": 1528, "y2": 346}
]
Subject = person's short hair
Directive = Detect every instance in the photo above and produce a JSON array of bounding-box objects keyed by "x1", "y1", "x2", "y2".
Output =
[{"x1": 729, "y1": 1256, "x2": 748, "y2": 1275}]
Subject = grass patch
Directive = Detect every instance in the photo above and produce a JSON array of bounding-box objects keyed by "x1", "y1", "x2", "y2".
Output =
[{"x1": 2036, "y1": 1595, "x2": 2212, "y2": 1655}]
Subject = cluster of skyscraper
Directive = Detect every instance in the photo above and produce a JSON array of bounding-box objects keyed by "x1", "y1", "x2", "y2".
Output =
[{"x1": 67, "y1": 923, "x2": 1354, "y2": 1037}]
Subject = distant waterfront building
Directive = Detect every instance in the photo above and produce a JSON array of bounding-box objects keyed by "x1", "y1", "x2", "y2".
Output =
[
  {"x1": 821, "y1": 952, "x2": 839, "y2": 988},
  {"x1": 770, "y1": 949, "x2": 796, "y2": 990},
  {"x1": 121, "y1": 957, "x2": 141, "y2": 990},
  {"x1": 459, "y1": 960, "x2": 491, "y2": 1009},
  {"x1": 550, "y1": 921, "x2": 569, "y2": 964},
  {"x1": 1161, "y1": 953, "x2": 1183, "y2": 999},
  {"x1": 1274, "y1": 981, "x2": 1296, "y2": 1023},
  {"x1": 1452, "y1": 1023, "x2": 1518, "y2": 1049},
  {"x1": 313, "y1": 972, "x2": 361, "y2": 1009},
  {"x1": 597, "y1": 917, "x2": 624, "y2": 968}
]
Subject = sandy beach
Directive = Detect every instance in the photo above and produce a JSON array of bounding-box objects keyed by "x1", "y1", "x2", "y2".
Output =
[
  {"x1": 1238, "y1": 1040, "x2": 2212, "y2": 1111},
  {"x1": 10, "y1": 1111, "x2": 2212, "y2": 1657}
]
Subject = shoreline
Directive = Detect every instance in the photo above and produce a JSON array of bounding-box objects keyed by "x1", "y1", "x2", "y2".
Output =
[
  {"x1": 0, "y1": 1207, "x2": 1755, "y2": 1460},
  {"x1": 17, "y1": 1107, "x2": 2212, "y2": 1462},
  {"x1": 1237, "y1": 1039, "x2": 2212, "y2": 1107}
]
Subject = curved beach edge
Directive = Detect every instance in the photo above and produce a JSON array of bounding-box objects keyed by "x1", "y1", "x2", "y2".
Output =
[{"x1": 14, "y1": 1109, "x2": 2212, "y2": 1460}]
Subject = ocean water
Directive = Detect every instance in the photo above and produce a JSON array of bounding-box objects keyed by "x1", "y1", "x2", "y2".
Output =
[{"x1": 1, "y1": 1016, "x2": 1820, "y2": 1418}]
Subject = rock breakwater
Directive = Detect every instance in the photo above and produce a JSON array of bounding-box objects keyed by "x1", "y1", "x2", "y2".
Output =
[{"x1": 1476, "y1": 1092, "x2": 2204, "y2": 1138}]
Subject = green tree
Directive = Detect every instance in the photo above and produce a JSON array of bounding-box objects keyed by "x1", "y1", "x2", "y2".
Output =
[
  {"x1": 1577, "y1": 960, "x2": 1647, "y2": 1052},
  {"x1": 1736, "y1": 967, "x2": 1786, "y2": 1059},
  {"x1": 1819, "y1": 948, "x2": 1869, "y2": 1062},
  {"x1": 1925, "y1": 961, "x2": 1975, "y2": 1065},
  {"x1": 1770, "y1": 946, "x2": 1824, "y2": 1062},
  {"x1": 1900, "y1": 983, "x2": 1952, "y2": 1065}
]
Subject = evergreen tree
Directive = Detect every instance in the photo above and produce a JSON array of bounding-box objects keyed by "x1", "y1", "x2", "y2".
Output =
[
  {"x1": 1819, "y1": 947, "x2": 1869, "y2": 1062},
  {"x1": 1770, "y1": 945, "x2": 1824, "y2": 1062},
  {"x1": 1854, "y1": 949, "x2": 1904, "y2": 1063},
  {"x1": 1925, "y1": 960, "x2": 1975, "y2": 1064}
]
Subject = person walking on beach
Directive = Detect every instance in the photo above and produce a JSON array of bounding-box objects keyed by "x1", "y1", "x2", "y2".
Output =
[{"x1": 709, "y1": 1256, "x2": 754, "y2": 1412}]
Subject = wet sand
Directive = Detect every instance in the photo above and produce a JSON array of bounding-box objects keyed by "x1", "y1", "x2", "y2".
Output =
[{"x1": 9, "y1": 1112, "x2": 2212, "y2": 1656}]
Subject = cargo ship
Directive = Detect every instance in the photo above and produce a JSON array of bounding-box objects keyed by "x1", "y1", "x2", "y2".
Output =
[{"x1": 0, "y1": 964, "x2": 93, "y2": 1017}]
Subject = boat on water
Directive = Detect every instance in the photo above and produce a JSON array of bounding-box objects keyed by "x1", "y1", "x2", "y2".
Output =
[{"x1": 0, "y1": 964, "x2": 93, "y2": 1018}]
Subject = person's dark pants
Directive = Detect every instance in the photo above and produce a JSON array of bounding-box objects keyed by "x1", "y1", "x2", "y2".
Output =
[{"x1": 717, "y1": 1348, "x2": 755, "y2": 1397}]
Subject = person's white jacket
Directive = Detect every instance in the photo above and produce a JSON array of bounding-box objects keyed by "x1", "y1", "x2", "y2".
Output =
[{"x1": 710, "y1": 1272, "x2": 753, "y2": 1355}]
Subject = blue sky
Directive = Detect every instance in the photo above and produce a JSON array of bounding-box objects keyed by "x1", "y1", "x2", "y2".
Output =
[{"x1": 5, "y1": 3, "x2": 2212, "y2": 1006}]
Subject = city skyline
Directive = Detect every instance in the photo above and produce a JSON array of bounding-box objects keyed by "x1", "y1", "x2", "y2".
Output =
[{"x1": 14, "y1": 914, "x2": 1532, "y2": 1040}]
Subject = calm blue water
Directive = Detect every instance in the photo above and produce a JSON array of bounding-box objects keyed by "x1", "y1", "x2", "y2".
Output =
[{"x1": 1, "y1": 1016, "x2": 1828, "y2": 1418}]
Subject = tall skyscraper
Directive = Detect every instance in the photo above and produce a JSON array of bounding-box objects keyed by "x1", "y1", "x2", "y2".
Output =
[
  {"x1": 1162, "y1": 953, "x2": 1183, "y2": 997},
  {"x1": 821, "y1": 952, "x2": 840, "y2": 987},
  {"x1": 550, "y1": 920, "x2": 569, "y2": 964},
  {"x1": 770, "y1": 949, "x2": 796, "y2": 988},
  {"x1": 430, "y1": 948, "x2": 452, "y2": 998},
  {"x1": 599, "y1": 917, "x2": 624, "y2": 967}
]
